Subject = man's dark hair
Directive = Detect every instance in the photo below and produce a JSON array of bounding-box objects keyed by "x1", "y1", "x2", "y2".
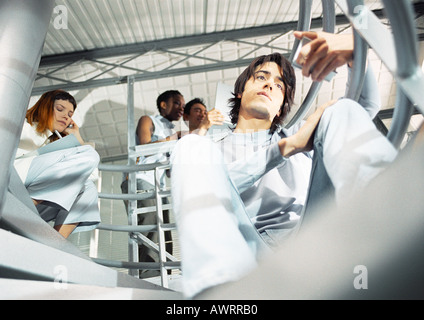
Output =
[
  {"x1": 184, "y1": 97, "x2": 206, "y2": 115},
  {"x1": 156, "y1": 90, "x2": 183, "y2": 113},
  {"x1": 228, "y1": 52, "x2": 296, "y2": 133}
]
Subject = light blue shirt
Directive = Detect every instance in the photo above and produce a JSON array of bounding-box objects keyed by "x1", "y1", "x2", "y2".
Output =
[{"x1": 216, "y1": 64, "x2": 381, "y2": 234}]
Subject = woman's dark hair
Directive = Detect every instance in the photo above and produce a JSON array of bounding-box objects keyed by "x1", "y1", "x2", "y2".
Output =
[{"x1": 228, "y1": 52, "x2": 296, "y2": 133}]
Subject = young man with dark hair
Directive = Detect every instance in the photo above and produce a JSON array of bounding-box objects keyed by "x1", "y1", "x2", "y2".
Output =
[
  {"x1": 170, "y1": 31, "x2": 398, "y2": 298},
  {"x1": 183, "y1": 98, "x2": 208, "y2": 133},
  {"x1": 137, "y1": 90, "x2": 185, "y2": 145},
  {"x1": 183, "y1": 97, "x2": 225, "y2": 135}
]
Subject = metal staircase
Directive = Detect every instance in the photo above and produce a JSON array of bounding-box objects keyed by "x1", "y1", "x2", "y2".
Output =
[
  {"x1": 0, "y1": 0, "x2": 181, "y2": 300},
  {"x1": 1, "y1": 0, "x2": 424, "y2": 300}
]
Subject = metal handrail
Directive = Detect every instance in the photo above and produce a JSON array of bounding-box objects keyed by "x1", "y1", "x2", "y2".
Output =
[
  {"x1": 92, "y1": 258, "x2": 180, "y2": 271},
  {"x1": 288, "y1": 0, "x2": 313, "y2": 64},
  {"x1": 95, "y1": 142, "x2": 179, "y2": 286},
  {"x1": 98, "y1": 189, "x2": 170, "y2": 201},
  {"x1": 98, "y1": 161, "x2": 170, "y2": 173},
  {"x1": 381, "y1": 0, "x2": 420, "y2": 148},
  {"x1": 99, "y1": 191, "x2": 154, "y2": 201},
  {"x1": 382, "y1": 0, "x2": 418, "y2": 78},
  {"x1": 343, "y1": 0, "x2": 368, "y2": 101},
  {"x1": 387, "y1": 88, "x2": 415, "y2": 149},
  {"x1": 130, "y1": 140, "x2": 177, "y2": 158},
  {"x1": 97, "y1": 223, "x2": 176, "y2": 233},
  {"x1": 285, "y1": 0, "x2": 336, "y2": 128},
  {"x1": 337, "y1": 0, "x2": 423, "y2": 148}
]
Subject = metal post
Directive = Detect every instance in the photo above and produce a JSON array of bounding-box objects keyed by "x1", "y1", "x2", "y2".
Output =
[
  {"x1": 288, "y1": 0, "x2": 313, "y2": 63},
  {"x1": 322, "y1": 0, "x2": 336, "y2": 35},
  {"x1": 0, "y1": 0, "x2": 55, "y2": 214},
  {"x1": 344, "y1": 0, "x2": 368, "y2": 101},
  {"x1": 382, "y1": 0, "x2": 418, "y2": 78},
  {"x1": 387, "y1": 88, "x2": 415, "y2": 149},
  {"x1": 155, "y1": 167, "x2": 169, "y2": 288},
  {"x1": 126, "y1": 75, "x2": 139, "y2": 277},
  {"x1": 285, "y1": 0, "x2": 335, "y2": 129},
  {"x1": 382, "y1": 0, "x2": 419, "y2": 148}
]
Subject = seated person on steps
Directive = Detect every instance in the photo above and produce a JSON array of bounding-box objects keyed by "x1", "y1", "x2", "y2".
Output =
[
  {"x1": 14, "y1": 90, "x2": 100, "y2": 239},
  {"x1": 170, "y1": 31, "x2": 398, "y2": 298}
]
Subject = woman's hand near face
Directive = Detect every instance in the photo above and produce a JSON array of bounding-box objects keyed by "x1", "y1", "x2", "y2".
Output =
[
  {"x1": 63, "y1": 119, "x2": 78, "y2": 134},
  {"x1": 64, "y1": 120, "x2": 85, "y2": 145}
]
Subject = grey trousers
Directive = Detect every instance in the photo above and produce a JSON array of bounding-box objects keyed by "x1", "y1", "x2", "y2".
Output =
[{"x1": 26, "y1": 145, "x2": 100, "y2": 234}]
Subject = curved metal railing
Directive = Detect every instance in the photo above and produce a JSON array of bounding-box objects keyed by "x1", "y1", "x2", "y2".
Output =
[
  {"x1": 286, "y1": 0, "x2": 337, "y2": 128},
  {"x1": 382, "y1": 0, "x2": 420, "y2": 148},
  {"x1": 95, "y1": 141, "x2": 180, "y2": 289},
  {"x1": 336, "y1": 0, "x2": 423, "y2": 148},
  {"x1": 92, "y1": 0, "x2": 424, "y2": 291}
]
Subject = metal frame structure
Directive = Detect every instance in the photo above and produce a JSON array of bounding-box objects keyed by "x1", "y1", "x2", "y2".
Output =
[
  {"x1": 0, "y1": 0, "x2": 178, "y2": 296},
  {"x1": 87, "y1": 73, "x2": 182, "y2": 288},
  {"x1": 0, "y1": 0, "x2": 54, "y2": 216},
  {"x1": 196, "y1": 0, "x2": 424, "y2": 300},
  {"x1": 32, "y1": 8, "x2": 393, "y2": 96},
  {"x1": 95, "y1": 141, "x2": 181, "y2": 288},
  {"x1": 30, "y1": 2, "x2": 424, "y2": 156},
  {"x1": 1, "y1": 0, "x2": 424, "y2": 298},
  {"x1": 337, "y1": 0, "x2": 424, "y2": 148},
  {"x1": 285, "y1": 0, "x2": 338, "y2": 128},
  {"x1": 90, "y1": 0, "x2": 424, "y2": 290}
]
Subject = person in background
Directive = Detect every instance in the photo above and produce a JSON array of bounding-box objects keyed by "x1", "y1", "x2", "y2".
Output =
[
  {"x1": 120, "y1": 90, "x2": 185, "y2": 278},
  {"x1": 182, "y1": 97, "x2": 225, "y2": 136},
  {"x1": 14, "y1": 89, "x2": 100, "y2": 239}
]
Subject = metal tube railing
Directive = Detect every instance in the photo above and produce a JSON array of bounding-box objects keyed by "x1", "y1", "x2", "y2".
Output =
[
  {"x1": 382, "y1": 0, "x2": 420, "y2": 148},
  {"x1": 285, "y1": 0, "x2": 336, "y2": 128},
  {"x1": 343, "y1": 0, "x2": 368, "y2": 101},
  {"x1": 336, "y1": 0, "x2": 424, "y2": 147},
  {"x1": 92, "y1": 258, "x2": 180, "y2": 271},
  {"x1": 99, "y1": 161, "x2": 170, "y2": 173},
  {"x1": 0, "y1": 0, "x2": 55, "y2": 214},
  {"x1": 94, "y1": 0, "x2": 424, "y2": 291},
  {"x1": 97, "y1": 223, "x2": 176, "y2": 233},
  {"x1": 95, "y1": 144, "x2": 179, "y2": 287},
  {"x1": 387, "y1": 88, "x2": 415, "y2": 149}
]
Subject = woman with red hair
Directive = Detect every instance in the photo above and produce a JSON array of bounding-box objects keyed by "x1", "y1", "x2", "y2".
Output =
[{"x1": 14, "y1": 90, "x2": 100, "y2": 238}]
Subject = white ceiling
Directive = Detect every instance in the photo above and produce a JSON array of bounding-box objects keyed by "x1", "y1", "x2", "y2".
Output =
[{"x1": 30, "y1": 0, "x2": 424, "y2": 161}]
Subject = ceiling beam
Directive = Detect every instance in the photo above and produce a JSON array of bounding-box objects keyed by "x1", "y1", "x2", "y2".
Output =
[
  {"x1": 32, "y1": 56, "x2": 277, "y2": 96},
  {"x1": 39, "y1": 11, "x2": 387, "y2": 68},
  {"x1": 33, "y1": 3, "x2": 424, "y2": 96}
]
